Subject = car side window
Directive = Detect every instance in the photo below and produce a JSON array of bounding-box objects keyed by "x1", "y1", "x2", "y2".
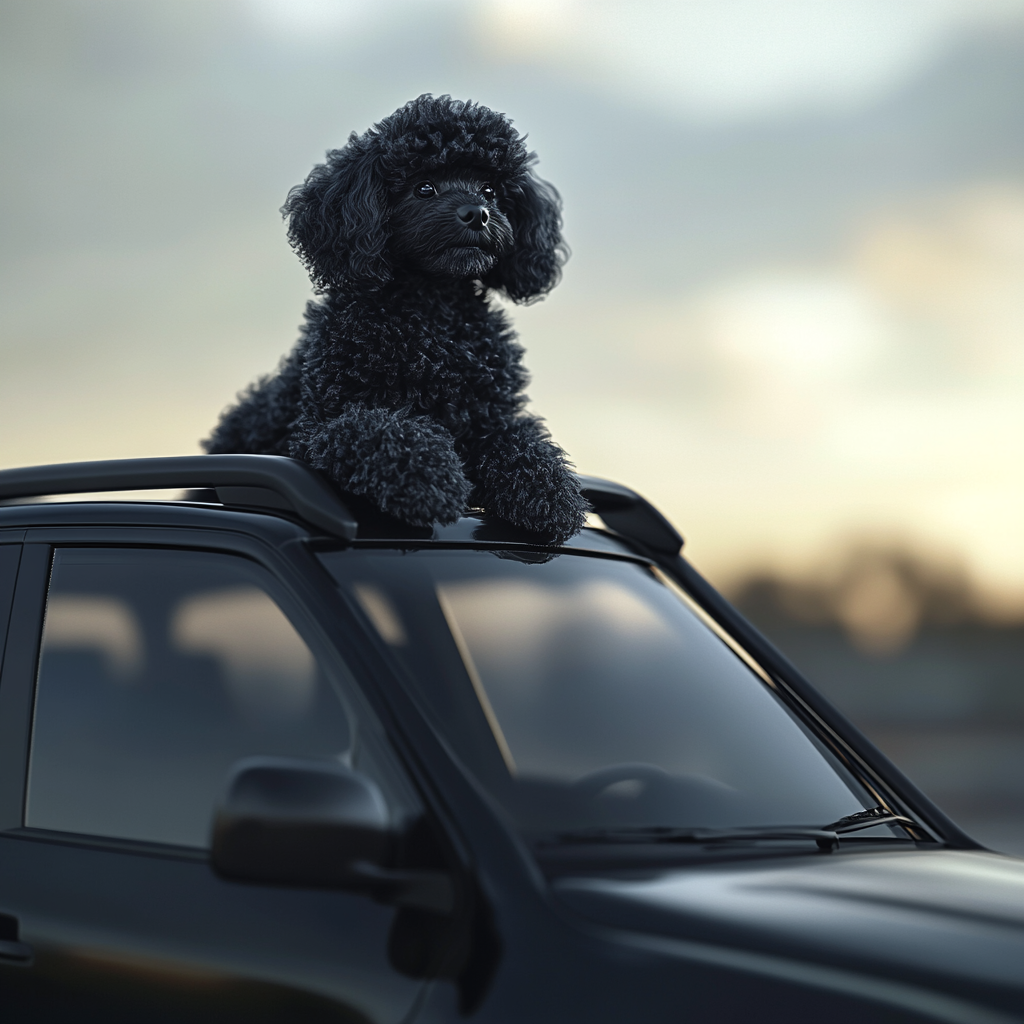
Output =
[{"x1": 25, "y1": 547, "x2": 407, "y2": 849}]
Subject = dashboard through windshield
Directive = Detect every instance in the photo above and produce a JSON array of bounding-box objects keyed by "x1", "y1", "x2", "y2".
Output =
[{"x1": 319, "y1": 545, "x2": 879, "y2": 844}]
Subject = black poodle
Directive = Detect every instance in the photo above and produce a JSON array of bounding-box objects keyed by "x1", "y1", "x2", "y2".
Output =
[{"x1": 204, "y1": 94, "x2": 589, "y2": 541}]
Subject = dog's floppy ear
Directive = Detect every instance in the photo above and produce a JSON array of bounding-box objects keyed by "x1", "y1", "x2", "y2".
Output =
[
  {"x1": 485, "y1": 170, "x2": 568, "y2": 303},
  {"x1": 281, "y1": 137, "x2": 390, "y2": 292}
]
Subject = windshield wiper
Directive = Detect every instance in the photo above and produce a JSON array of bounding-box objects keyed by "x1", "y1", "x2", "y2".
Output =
[
  {"x1": 822, "y1": 806, "x2": 918, "y2": 835},
  {"x1": 542, "y1": 806, "x2": 919, "y2": 853}
]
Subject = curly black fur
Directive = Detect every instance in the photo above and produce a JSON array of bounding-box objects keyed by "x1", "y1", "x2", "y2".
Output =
[{"x1": 204, "y1": 94, "x2": 588, "y2": 541}]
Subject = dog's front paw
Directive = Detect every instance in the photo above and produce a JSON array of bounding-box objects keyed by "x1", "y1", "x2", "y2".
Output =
[
  {"x1": 298, "y1": 406, "x2": 471, "y2": 527},
  {"x1": 539, "y1": 475, "x2": 590, "y2": 541},
  {"x1": 476, "y1": 423, "x2": 589, "y2": 542},
  {"x1": 496, "y1": 467, "x2": 589, "y2": 542},
  {"x1": 378, "y1": 452, "x2": 472, "y2": 528}
]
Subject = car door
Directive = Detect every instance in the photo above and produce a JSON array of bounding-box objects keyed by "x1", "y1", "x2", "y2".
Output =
[{"x1": 0, "y1": 528, "x2": 428, "y2": 1023}]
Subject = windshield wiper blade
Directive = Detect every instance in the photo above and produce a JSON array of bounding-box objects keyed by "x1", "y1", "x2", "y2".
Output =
[
  {"x1": 543, "y1": 807, "x2": 918, "y2": 853},
  {"x1": 823, "y1": 806, "x2": 918, "y2": 835},
  {"x1": 543, "y1": 826, "x2": 842, "y2": 851}
]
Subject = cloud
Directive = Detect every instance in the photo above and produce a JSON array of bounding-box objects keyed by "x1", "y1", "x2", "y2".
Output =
[
  {"x1": 697, "y1": 272, "x2": 892, "y2": 385},
  {"x1": 246, "y1": 0, "x2": 379, "y2": 38},
  {"x1": 475, "y1": 0, "x2": 1024, "y2": 120}
]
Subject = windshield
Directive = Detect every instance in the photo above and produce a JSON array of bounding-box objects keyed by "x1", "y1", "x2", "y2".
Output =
[{"x1": 319, "y1": 546, "x2": 875, "y2": 840}]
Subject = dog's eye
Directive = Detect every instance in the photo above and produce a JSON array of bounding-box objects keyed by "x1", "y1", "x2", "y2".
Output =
[
  {"x1": 413, "y1": 181, "x2": 436, "y2": 198},
  {"x1": 480, "y1": 184, "x2": 496, "y2": 202}
]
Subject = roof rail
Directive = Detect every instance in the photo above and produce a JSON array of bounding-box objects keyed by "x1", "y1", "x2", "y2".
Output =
[
  {"x1": 577, "y1": 476, "x2": 683, "y2": 555},
  {"x1": 0, "y1": 455, "x2": 358, "y2": 540},
  {"x1": 0, "y1": 457, "x2": 679, "y2": 552}
]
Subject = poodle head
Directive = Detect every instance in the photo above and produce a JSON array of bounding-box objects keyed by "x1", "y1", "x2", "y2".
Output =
[{"x1": 281, "y1": 94, "x2": 568, "y2": 302}]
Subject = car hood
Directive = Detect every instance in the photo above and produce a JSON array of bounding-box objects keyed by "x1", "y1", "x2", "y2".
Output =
[{"x1": 553, "y1": 848, "x2": 1024, "y2": 1020}]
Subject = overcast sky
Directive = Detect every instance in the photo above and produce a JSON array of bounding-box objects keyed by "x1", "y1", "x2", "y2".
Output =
[{"x1": 1, "y1": 0, "x2": 1022, "y2": 603}]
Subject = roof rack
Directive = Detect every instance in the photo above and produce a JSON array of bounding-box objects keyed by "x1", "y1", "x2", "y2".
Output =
[
  {"x1": 577, "y1": 476, "x2": 683, "y2": 556},
  {"x1": 0, "y1": 457, "x2": 682, "y2": 555},
  {"x1": 0, "y1": 455, "x2": 358, "y2": 540}
]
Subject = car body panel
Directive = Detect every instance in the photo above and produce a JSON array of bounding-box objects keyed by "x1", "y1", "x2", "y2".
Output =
[
  {"x1": 554, "y1": 850, "x2": 1024, "y2": 1006},
  {"x1": 0, "y1": 832, "x2": 414, "y2": 1023}
]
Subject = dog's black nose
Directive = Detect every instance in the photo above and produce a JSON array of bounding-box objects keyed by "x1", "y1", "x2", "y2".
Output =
[{"x1": 456, "y1": 204, "x2": 489, "y2": 231}]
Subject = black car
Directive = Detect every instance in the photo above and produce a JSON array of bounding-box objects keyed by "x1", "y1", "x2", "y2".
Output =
[{"x1": 0, "y1": 455, "x2": 1022, "y2": 1023}]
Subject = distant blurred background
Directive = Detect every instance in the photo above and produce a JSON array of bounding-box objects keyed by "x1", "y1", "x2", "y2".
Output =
[{"x1": 2, "y1": 0, "x2": 1023, "y2": 848}]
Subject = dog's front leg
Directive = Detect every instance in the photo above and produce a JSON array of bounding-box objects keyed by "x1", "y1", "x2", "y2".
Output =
[
  {"x1": 291, "y1": 404, "x2": 471, "y2": 527},
  {"x1": 470, "y1": 416, "x2": 589, "y2": 542}
]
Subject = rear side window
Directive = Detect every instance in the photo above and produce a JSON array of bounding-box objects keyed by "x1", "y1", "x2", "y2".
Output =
[{"x1": 26, "y1": 548, "x2": 360, "y2": 848}]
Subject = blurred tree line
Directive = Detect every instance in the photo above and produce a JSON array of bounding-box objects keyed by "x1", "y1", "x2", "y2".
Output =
[{"x1": 729, "y1": 548, "x2": 1024, "y2": 852}]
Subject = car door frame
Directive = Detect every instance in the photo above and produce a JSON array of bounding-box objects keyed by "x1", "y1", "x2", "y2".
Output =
[
  {"x1": 0, "y1": 519, "x2": 449, "y2": 1022},
  {"x1": 0, "y1": 532, "x2": 24, "y2": 828}
]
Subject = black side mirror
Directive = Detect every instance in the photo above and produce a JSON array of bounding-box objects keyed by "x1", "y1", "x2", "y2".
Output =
[
  {"x1": 211, "y1": 756, "x2": 391, "y2": 886},
  {"x1": 211, "y1": 757, "x2": 453, "y2": 913}
]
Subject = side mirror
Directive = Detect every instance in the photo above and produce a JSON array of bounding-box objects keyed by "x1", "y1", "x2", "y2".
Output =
[
  {"x1": 211, "y1": 757, "x2": 453, "y2": 913},
  {"x1": 211, "y1": 756, "x2": 392, "y2": 886}
]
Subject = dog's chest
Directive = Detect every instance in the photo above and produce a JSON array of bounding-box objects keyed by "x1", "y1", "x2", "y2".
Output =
[{"x1": 315, "y1": 293, "x2": 526, "y2": 412}]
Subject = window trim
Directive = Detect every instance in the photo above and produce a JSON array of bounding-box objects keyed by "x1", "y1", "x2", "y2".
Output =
[
  {"x1": 0, "y1": 543, "x2": 51, "y2": 830},
  {"x1": 0, "y1": 537, "x2": 24, "y2": 676}
]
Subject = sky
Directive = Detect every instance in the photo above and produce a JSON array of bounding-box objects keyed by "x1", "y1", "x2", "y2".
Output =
[{"x1": 0, "y1": 0, "x2": 1022, "y2": 606}]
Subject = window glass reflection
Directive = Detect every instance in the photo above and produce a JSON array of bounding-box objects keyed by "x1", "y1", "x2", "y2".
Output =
[
  {"x1": 27, "y1": 548, "x2": 352, "y2": 848},
  {"x1": 173, "y1": 586, "x2": 317, "y2": 723},
  {"x1": 322, "y1": 549, "x2": 870, "y2": 836}
]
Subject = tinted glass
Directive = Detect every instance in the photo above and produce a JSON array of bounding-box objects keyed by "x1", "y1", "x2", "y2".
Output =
[
  {"x1": 27, "y1": 548, "x2": 356, "y2": 847},
  {"x1": 321, "y1": 548, "x2": 872, "y2": 837}
]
